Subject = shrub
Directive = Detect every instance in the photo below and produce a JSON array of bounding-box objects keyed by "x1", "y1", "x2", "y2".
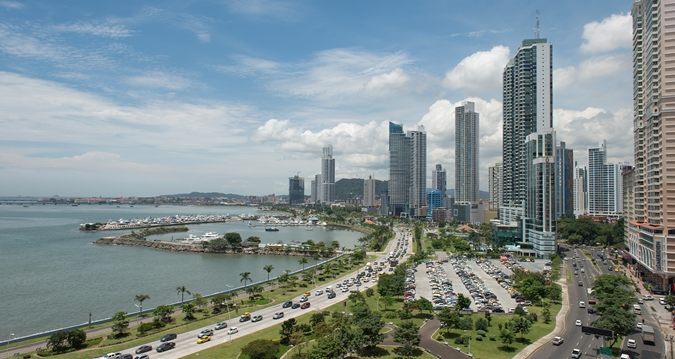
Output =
[
  {"x1": 137, "y1": 322, "x2": 156, "y2": 335},
  {"x1": 489, "y1": 336, "x2": 496, "y2": 341},
  {"x1": 476, "y1": 330, "x2": 487, "y2": 337},
  {"x1": 528, "y1": 312, "x2": 538, "y2": 322}
]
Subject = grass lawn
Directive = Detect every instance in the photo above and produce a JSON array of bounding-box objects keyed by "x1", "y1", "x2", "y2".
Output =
[{"x1": 433, "y1": 304, "x2": 562, "y2": 359}]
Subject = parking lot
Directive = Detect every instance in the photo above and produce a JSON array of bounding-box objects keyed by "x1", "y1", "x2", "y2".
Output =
[{"x1": 411, "y1": 261, "x2": 459, "y2": 309}]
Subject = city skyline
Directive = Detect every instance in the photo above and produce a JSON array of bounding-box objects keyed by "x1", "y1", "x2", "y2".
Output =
[{"x1": 0, "y1": 1, "x2": 633, "y2": 196}]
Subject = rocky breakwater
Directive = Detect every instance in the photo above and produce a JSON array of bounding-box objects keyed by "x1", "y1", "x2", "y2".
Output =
[{"x1": 96, "y1": 236, "x2": 206, "y2": 252}]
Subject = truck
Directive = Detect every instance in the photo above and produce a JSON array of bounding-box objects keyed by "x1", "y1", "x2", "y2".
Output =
[{"x1": 642, "y1": 324, "x2": 655, "y2": 344}]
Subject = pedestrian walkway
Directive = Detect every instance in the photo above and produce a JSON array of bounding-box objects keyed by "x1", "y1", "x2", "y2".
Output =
[{"x1": 418, "y1": 319, "x2": 471, "y2": 359}]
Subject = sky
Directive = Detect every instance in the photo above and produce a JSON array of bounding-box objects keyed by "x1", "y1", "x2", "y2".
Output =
[{"x1": 0, "y1": 0, "x2": 634, "y2": 197}]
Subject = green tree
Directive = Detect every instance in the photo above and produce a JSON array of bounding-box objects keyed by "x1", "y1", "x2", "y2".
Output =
[
  {"x1": 514, "y1": 305, "x2": 527, "y2": 317},
  {"x1": 475, "y1": 318, "x2": 489, "y2": 332},
  {"x1": 298, "y1": 257, "x2": 309, "y2": 271},
  {"x1": 458, "y1": 316, "x2": 473, "y2": 331},
  {"x1": 415, "y1": 297, "x2": 433, "y2": 315},
  {"x1": 500, "y1": 329, "x2": 515, "y2": 346},
  {"x1": 438, "y1": 307, "x2": 460, "y2": 333},
  {"x1": 666, "y1": 294, "x2": 675, "y2": 308},
  {"x1": 352, "y1": 303, "x2": 385, "y2": 350},
  {"x1": 394, "y1": 320, "x2": 421, "y2": 356},
  {"x1": 111, "y1": 311, "x2": 129, "y2": 338},
  {"x1": 192, "y1": 292, "x2": 207, "y2": 311},
  {"x1": 592, "y1": 306, "x2": 636, "y2": 347},
  {"x1": 225, "y1": 232, "x2": 243, "y2": 248},
  {"x1": 542, "y1": 302, "x2": 552, "y2": 324},
  {"x1": 153, "y1": 305, "x2": 174, "y2": 322},
  {"x1": 47, "y1": 331, "x2": 69, "y2": 353},
  {"x1": 176, "y1": 285, "x2": 191, "y2": 305},
  {"x1": 66, "y1": 329, "x2": 86, "y2": 349},
  {"x1": 134, "y1": 293, "x2": 150, "y2": 317},
  {"x1": 182, "y1": 303, "x2": 196, "y2": 320},
  {"x1": 381, "y1": 295, "x2": 395, "y2": 311},
  {"x1": 263, "y1": 264, "x2": 274, "y2": 281},
  {"x1": 240, "y1": 271, "x2": 252, "y2": 289},
  {"x1": 241, "y1": 339, "x2": 279, "y2": 359},
  {"x1": 455, "y1": 293, "x2": 471, "y2": 311},
  {"x1": 279, "y1": 318, "x2": 297, "y2": 345},
  {"x1": 510, "y1": 316, "x2": 532, "y2": 339}
]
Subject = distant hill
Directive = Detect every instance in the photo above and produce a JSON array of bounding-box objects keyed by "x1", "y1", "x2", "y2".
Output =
[
  {"x1": 161, "y1": 192, "x2": 249, "y2": 200},
  {"x1": 335, "y1": 178, "x2": 388, "y2": 200}
]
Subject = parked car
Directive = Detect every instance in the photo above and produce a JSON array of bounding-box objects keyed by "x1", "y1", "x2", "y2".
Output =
[
  {"x1": 156, "y1": 342, "x2": 175, "y2": 352},
  {"x1": 301, "y1": 302, "x2": 311, "y2": 309},
  {"x1": 215, "y1": 321, "x2": 228, "y2": 330},
  {"x1": 135, "y1": 345, "x2": 152, "y2": 354},
  {"x1": 160, "y1": 333, "x2": 177, "y2": 342},
  {"x1": 627, "y1": 338, "x2": 637, "y2": 348},
  {"x1": 273, "y1": 312, "x2": 284, "y2": 319}
]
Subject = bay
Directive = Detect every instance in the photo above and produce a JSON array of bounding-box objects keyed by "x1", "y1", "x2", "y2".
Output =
[{"x1": 0, "y1": 204, "x2": 362, "y2": 338}]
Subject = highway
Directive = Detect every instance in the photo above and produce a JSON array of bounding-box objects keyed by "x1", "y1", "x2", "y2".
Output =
[
  {"x1": 530, "y1": 247, "x2": 664, "y2": 359},
  {"x1": 105, "y1": 227, "x2": 413, "y2": 359}
]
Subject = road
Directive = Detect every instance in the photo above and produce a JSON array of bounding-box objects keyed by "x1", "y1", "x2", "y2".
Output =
[
  {"x1": 530, "y1": 247, "x2": 664, "y2": 359},
  {"x1": 105, "y1": 227, "x2": 414, "y2": 359}
]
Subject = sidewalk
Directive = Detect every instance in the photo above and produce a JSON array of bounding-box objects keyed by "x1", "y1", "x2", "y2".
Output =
[{"x1": 513, "y1": 264, "x2": 569, "y2": 359}]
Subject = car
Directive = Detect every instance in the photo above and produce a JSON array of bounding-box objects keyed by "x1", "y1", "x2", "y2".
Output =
[
  {"x1": 578, "y1": 281, "x2": 583, "y2": 286},
  {"x1": 552, "y1": 336, "x2": 564, "y2": 345},
  {"x1": 587, "y1": 307, "x2": 596, "y2": 314},
  {"x1": 574, "y1": 271, "x2": 578, "y2": 275},
  {"x1": 156, "y1": 342, "x2": 175, "y2": 352},
  {"x1": 301, "y1": 302, "x2": 311, "y2": 309},
  {"x1": 239, "y1": 312, "x2": 251, "y2": 322},
  {"x1": 135, "y1": 345, "x2": 152, "y2": 354},
  {"x1": 304, "y1": 291, "x2": 311, "y2": 297},
  {"x1": 579, "y1": 301, "x2": 586, "y2": 308},
  {"x1": 160, "y1": 333, "x2": 177, "y2": 342},
  {"x1": 251, "y1": 315, "x2": 263, "y2": 322},
  {"x1": 292, "y1": 303, "x2": 301, "y2": 309},
  {"x1": 120, "y1": 355, "x2": 133, "y2": 359},
  {"x1": 327, "y1": 291, "x2": 336, "y2": 299},
  {"x1": 643, "y1": 294, "x2": 654, "y2": 301},
  {"x1": 575, "y1": 320, "x2": 582, "y2": 326},
  {"x1": 660, "y1": 298, "x2": 666, "y2": 305},
  {"x1": 105, "y1": 353, "x2": 121, "y2": 359},
  {"x1": 341, "y1": 287, "x2": 349, "y2": 293},
  {"x1": 627, "y1": 338, "x2": 637, "y2": 348},
  {"x1": 315, "y1": 290, "x2": 323, "y2": 296},
  {"x1": 282, "y1": 300, "x2": 293, "y2": 308},
  {"x1": 638, "y1": 298, "x2": 644, "y2": 304},
  {"x1": 273, "y1": 311, "x2": 284, "y2": 319},
  {"x1": 299, "y1": 296, "x2": 308, "y2": 303},
  {"x1": 215, "y1": 321, "x2": 228, "y2": 330},
  {"x1": 571, "y1": 349, "x2": 582, "y2": 358},
  {"x1": 134, "y1": 355, "x2": 149, "y2": 359},
  {"x1": 227, "y1": 327, "x2": 239, "y2": 335},
  {"x1": 636, "y1": 322, "x2": 643, "y2": 330},
  {"x1": 198, "y1": 329, "x2": 214, "y2": 338},
  {"x1": 197, "y1": 336, "x2": 211, "y2": 344},
  {"x1": 620, "y1": 354, "x2": 632, "y2": 359}
]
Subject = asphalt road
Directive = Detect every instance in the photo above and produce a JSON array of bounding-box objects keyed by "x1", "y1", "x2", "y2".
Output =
[
  {"x1": 105, "y1": 227, "x2": 414, "y2": 359},
  {"x1": 530, "y1": 247, "x2": 665, "y2": 359}
]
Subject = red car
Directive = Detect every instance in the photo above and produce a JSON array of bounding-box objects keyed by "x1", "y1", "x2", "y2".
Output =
[{"x1": 300, "y1": 302, "x2": 310, "y2": 309}]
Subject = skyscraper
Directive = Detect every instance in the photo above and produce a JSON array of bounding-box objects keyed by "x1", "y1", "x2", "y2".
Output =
[
  {"x1": 320, "y1": 146, "x2": 335, "y2": 204},
  {"x1": 587, "y1": 141, "x2": 623, "y2": 217},
  {"x1": 388, "y1": 122, "x2": 427, "y2": 217},
  {"x1": 502, "y1": 37, "x2": 555, "y2": 257},
  {"x1": 409, "y1": 127, "x2": 427, "y2": 213},
  {"x1": 628, "y1": 0, "x2": 675, "y2": 291},
  {"x1": 288, "y1": 175, "x2": 305, "y2": 205},
  {"x1": 488, "y1": 162, "x2": 503, "y2": 210},
  {"x1": 432, "y1": 164, "x2": 447, "y2": 196},
  {"x1": 363, "y1": 175, "x2": 376, "y2": 207},
  {"x1": 388, "y1": 122, "x2": 410, "y2": 216},
  {"x1": 555, "y1": 141, "x2": 574, "y2": 218},
  {"x1": 573, "y1": 164, "x2": 587, "y2": 217},
  {"x1": 455, "y1": 102, "x2": 480, "y2": 203},
  {"x1": 310, "y1": 174, "x2": 320, "y2": 204}
]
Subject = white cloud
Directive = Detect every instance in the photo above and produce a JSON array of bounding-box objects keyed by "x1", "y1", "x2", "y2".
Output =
[
  {"x1": 124, "y1": 71, "x2": 190, "y2": 90},
  {"x1": 226, "y1": 0, "x2": 297, "y2": 21},
  {"x1": 0, "y1": 0, "x2": 23, "y2": 9},
  {"x1": 553, "y1": 55, "x2": 629, "y2": 90},
  {"x1": 581, "y1": 13, "x2": 631, "y2": 53},
  {"x1": 270, "y1": 48, "x2": 413, "y2": 100},
  {"x1": 443, "y1": 45, "x2": 510, "y2": 96},
  {"x1": 0, "y1": 151, "x2": 163, "y2": 174},
  {"x1": 217, "y1": 55, "x2": 281, "y2": 76},
  {"x1": 52, "y1": 22, "x2": 132, "y2": 38}
]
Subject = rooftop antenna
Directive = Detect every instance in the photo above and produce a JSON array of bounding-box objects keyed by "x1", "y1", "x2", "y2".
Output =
[{"x1": 535, "y1": 10, "x2": 540, "y2": 39}]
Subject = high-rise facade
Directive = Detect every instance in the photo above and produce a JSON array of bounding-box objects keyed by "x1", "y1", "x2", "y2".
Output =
[
  {"x1": 587, "y1": 141, "x2": 623, "y2": 217},
  {"x1": 388, "y1": 122, "x2": 427, "y2": 217},
  {"x1": 288, "y1": 175, "x2": 305, "y2": 205},
  {"x1": 623, "y1": 166, "x2": 635, "y2": 223},
  {"x1": 555, "y1": 142, "x2": 574, "y2": 218},
  {"x1": 409, "y1": 127, "x2": 427, "y2": 212},
  {"x1": 502, "y1": 37, "x2": 555, "y2": 257},
  {"x1": 320, "y1": 146, "x2": 335, "y2": 204},
  {"x1": 310, "y1": 174, "x2": 320, "y2": 204},
  {"x1": 628, "y1": 0, "x2": 675, "y2": 291},
  {"x1": 573, "y1": 164, "x2": 587, "y2": 217},
  {"x1": 427, "y1": 190, "x2": 443, "y2": 219},
  {"x1": 432, "y1": 164, "x2": 447, "y2": 196},
  {"x1": 363, "y1": 175, "x2": 376, "y2": 207},
  {"x1": 388, "y1": 122, "x2": 410, "y2": 216},
  {"x1": 488, "y1": 162, "x2": 503, "y2": 210},
  {"x1": 455, "y1": 102, "x2": 480, "y2": 203}
]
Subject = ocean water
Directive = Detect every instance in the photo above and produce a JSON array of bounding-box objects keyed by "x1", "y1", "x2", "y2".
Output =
[{"x1": 0, "y1": 204, "x2": 362, "y2": 338}]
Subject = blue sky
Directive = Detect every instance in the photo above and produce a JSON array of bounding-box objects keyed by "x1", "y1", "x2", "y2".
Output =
[{"x1": 0, "y1": 0, "x2": 633, "y2": 196}]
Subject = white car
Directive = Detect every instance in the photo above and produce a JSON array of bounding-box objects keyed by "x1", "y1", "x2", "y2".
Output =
[
  {"x1": 572, "y1": 349, "x2": 582, "y2": 358},
  {"x1": 636, "y1": 322, "x2": 643, "y2": 330},
  {"x1": 227, "y1": 327, "x2": 239, "y2": 335},
  {"x1": 621, "y1": 354, "x2": 631, "y2": 359},
  {"x1": 627, "y1": 339, "x2": 637, "y2": 348},
  {"x1": 660, "y1": 298, "x2": 666, "y2": 305},
  {"x1": 575, "y1": 320, "x2": 582, "y2": 326},
  {"x1": 315, "y1": 290, "x2": 323, "y2": 296},
  {"x1": 105, "y1": 353, "x2": 121, "y2": 359},
  {"x1": 579, "y1": 301, "x2": 586, "y2": 308},
  {"x1": 299, "y1": 296, "x2": 308, "y2": 302}
]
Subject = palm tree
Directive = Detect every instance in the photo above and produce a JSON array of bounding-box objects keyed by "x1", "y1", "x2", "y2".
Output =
[
  {"x1": 240, "y1": 271, "x2": 252, "y2": 289},
  {"x1": 135, "y1": 294, "x2": 150, "y2": 317},
  {"x1": 176, "y1": 286, "x2": 190, "y2": 305},
  {"x1": 298, "y1": 257, "x2": 309, "y2": 271},
  {"x1": 263, "y1": 264, "x2": 274, "y2": 281}
]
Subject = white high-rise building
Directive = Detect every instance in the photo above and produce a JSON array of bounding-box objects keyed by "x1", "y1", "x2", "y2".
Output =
[
  {"x1": 320, "y1": 146, "x2": 335, "y2": 204},
  {"x1": 363, "y1": 175, "x2": 376, "y2": 207},
  {"x1": 488, "y1": 162, "x2": 503, "y2": 210},
  {"x1": 455, "y1": 102, "x2": 480, "y2": 203},
  {"x1": 587, "y1": 141, "x2": 623, "y2": 217},
  {"x1": 573, "y1": 164, "x2": 587, "y2": 217},
  {"x1": 409, "y1": 127, "x2": 427, "y2": 213}
]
